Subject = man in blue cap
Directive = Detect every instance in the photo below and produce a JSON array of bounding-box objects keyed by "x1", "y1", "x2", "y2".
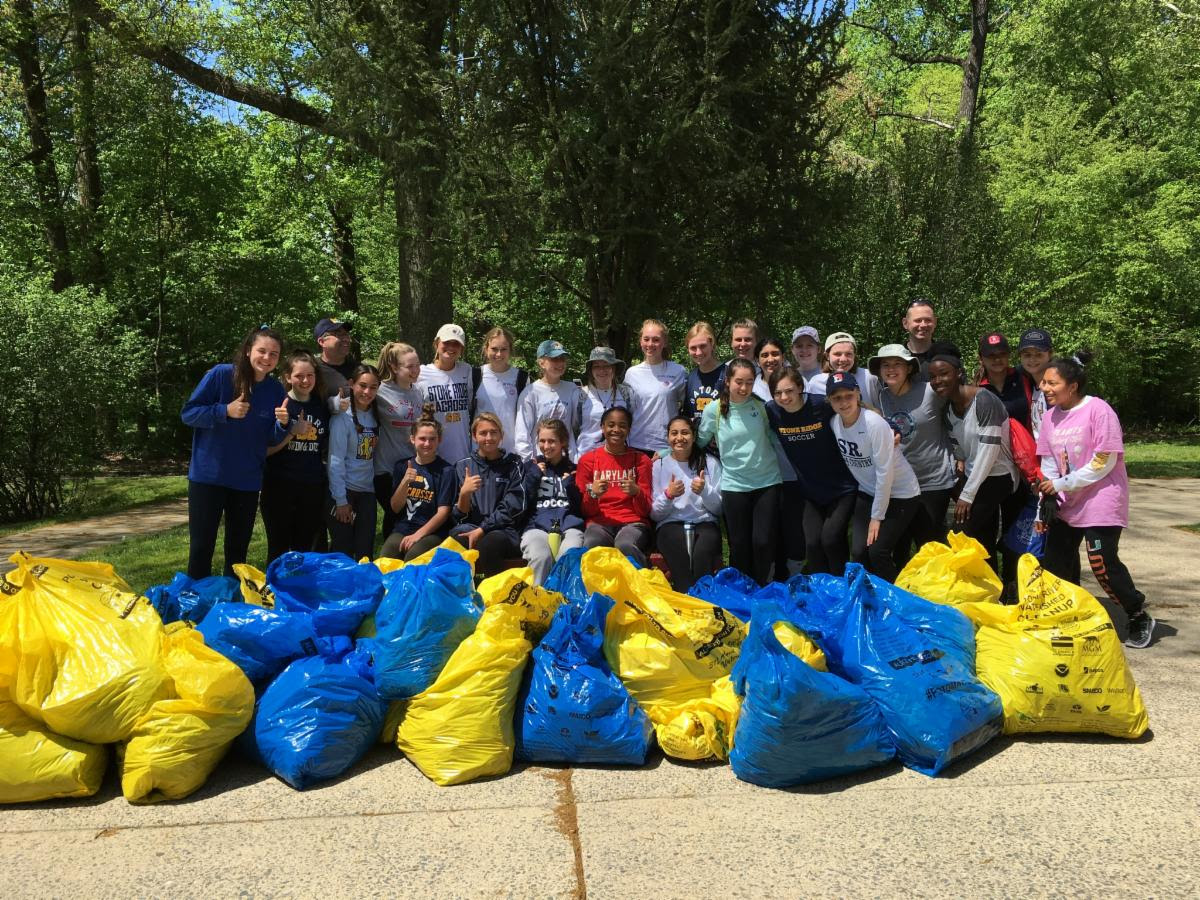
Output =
[{"x1": 314, "y1": 317, "x2": 357, "y2": 411}]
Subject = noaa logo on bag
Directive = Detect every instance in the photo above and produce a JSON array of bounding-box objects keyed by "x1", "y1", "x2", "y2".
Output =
[{"x1": 1054, "y1": 664, "x2": 1069, "y2": 677}]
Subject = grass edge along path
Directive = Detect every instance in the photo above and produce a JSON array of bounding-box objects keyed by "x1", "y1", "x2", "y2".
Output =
[
  {"x1": 0, "y1": 475, "x2": 188, "y2": 539},
  {"x1": 1124, "y1": 438, "x2": 1200, "y2": 478}
]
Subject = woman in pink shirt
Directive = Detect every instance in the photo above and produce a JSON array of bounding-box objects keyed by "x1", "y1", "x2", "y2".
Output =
[{"x1": 1035, "y1": 351, "x2": 1153, "y2": 649}]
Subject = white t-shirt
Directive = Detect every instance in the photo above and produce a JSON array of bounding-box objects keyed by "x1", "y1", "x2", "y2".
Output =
[
  {"x1": 576, "y1": 384, "x2": 634, "y2": 455},
  {"x1": 418, "y1": 362, "x2": 473, "y2": 464},
  {"x1": 515, "y1": 380, "x2": 583, "y2": 461},
  {"x1": 623, "y1": 361, "x2": 687, "y2": 454},
  {"x1": 476, "y1": 365, "x2": 522, "y2": 453},
  {"x1": 831, "y1": 407, "x2": 920, "y2": 520}
]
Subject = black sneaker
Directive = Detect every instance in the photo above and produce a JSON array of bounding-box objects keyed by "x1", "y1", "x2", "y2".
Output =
[{"x1": 1124, "y1": 611, "x2": 1155, "y2": 649}]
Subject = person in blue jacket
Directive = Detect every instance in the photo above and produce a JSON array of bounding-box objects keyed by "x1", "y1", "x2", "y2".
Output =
[
  {"x1": 450, "y1": 413, "x2": 529, "y2": 577},
  {"x1": 181, "y1": 326, "x2": 290, "y2": 578}
]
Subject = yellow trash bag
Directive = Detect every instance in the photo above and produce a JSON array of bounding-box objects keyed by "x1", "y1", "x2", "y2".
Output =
[
  {"x1": 958, "y1": 555, "x2": 1148, "y2": 737},
  {"x1": 396, "y1": 602, "x2": 531, "y2": 785},
  {"x1": 120, "y1": 623, "x2": 254, "y2": 803},
  {"x1": 0, "y1": 554, "x2": 171, "y2": 744},
  {"x1": 232, "y1": 563, "x2": 274, "y2": 607},
  {"x1": 477, "y1": 566, "x2": 563, "y2": 641},
  {"x1": 373, "y1": 537, "x2": 479, "y2": 575},
  {"x1": 773, "y1": 621, "x2": 828, "y2": 671},
  {"x1": 0, "y1": 692, "x2": 108, "y2": 803},
  {"x1": 895, "y1": 532, "x2": 1003, "y2": 605},
  {"x1": 581, "y1": 547, "x2": 747, "y2": 761}
]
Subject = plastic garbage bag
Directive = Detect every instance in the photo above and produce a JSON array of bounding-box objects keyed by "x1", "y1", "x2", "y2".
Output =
[
  {"x1": 581, "y1": 547, "x2": 747, "y2": 761},
  {"x1": 373, "y1": 536, "x2": 479, "y2": 576},
  {"x1": 119, "y1": 623, "x2": 255, "y2": 803},
  {"x1": 0, "y1": 693, "x2": 107, "y2": 803},
  {"x1": 958, "y1": 555, "x2": 1148, "y2": 737},
  {"x1": 688, "y1": 567, "x2": 758, "y2": 621},
  {"x1": 0, "y1": 554, "x2": 171, "y2": 744},
  {"x1": 516, "y1": 593, "x2": 653, "y2": 765},
  {"x1": 245, "y1": 637, "x2": 385, "y2": 789},
  {"x1": 1002, "y1": 498, "x2": 1047, "y2": 559},
  {"x1": 396, "y1": 602, "x2": 532, "y2": 786},
  {"x1": 267, "y1": 552, "x2": 383, "y2": 638},
  {"x1": 196, "y1": 603, "x2": 319, "y2": 689},
  {"x1": 895, "y1": 532, "x2": 1003, "y2": 606},
  {"x1": 836, "y1": 564, "x2": 1002, "y2": 776},
  {"x1": 477, "y1": 567, "x2": 563, "y2": 641},
  {"x1": 232, "y1": 563, "x2": 275, "y2": 607},
  {"x1": 145, "y1": 572, "x2": 240, "y2": 626},
  {"x1": 544, "y1": 548, "x2": 589, "y2": 606},
  {"x1": 372, "y1": 549, "x2": 481, "y2": 700},
  {"x1": 729, "y1": 597, "x2": 894, "y2": 787}
]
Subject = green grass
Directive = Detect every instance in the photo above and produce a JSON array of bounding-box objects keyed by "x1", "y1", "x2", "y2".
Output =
[
  {"x1": 1123, "y1": 439, "x2": 1200, "y2": 478},
  {"x1": 0, "y1": 475, "x2": 188, "y2": 538},
  {"x1": 1173, "y1": 522, "x2": 1200, "y2": 537}
]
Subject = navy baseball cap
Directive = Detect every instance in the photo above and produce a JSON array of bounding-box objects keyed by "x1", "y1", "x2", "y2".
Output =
[
  {"x1": 1018, "y1": 328, "x2": 1053, "y2": 352},
  {"x1": 314, "y1": 317, "x2": 352, "y2": 340},
  {"x1": 826, "y1": 371, "x2": 859, "y2": 395}
]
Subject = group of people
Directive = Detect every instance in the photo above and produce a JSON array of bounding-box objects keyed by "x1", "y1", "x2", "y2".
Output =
[{"x1": 182, "y1": 302, "x2": 1155, "y2": 650}]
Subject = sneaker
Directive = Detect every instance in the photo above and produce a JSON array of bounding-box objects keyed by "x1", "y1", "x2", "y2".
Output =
[{"x1": 1124, "y1": 611, "x2": 1156, "y2": 649}]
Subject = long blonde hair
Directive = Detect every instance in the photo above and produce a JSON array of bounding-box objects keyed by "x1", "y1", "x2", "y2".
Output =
[
  {"x1": 479, "y1": 326, "x2": 515, "y2": 362},
  {"x1": 377, "y1": 341, "x2": 417, "y2": 383}
]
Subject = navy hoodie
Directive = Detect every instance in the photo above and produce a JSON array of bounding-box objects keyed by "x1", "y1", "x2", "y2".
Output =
[
  {"x1": 183, "y1": 363, "x2": 287, "y2": 492},
  {"x1": 522, "y1": 456, "x2": 584, "y2": 534},
  {"x1": 450, "y1": 451, "x2": 529, "y2": 539}
]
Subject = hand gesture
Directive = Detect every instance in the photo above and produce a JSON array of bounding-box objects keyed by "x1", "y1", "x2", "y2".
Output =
[
  {"x1": 334, "y1": 503, "x2": 354, "y2": 524},
  {"x1": 537, "y1": 460, "x2": 547, "y2": 473},
  {"x1": 400, "y1": 461, "x2": 419, "y2": 495},
  {"x1": 666, "y1": 473, "x2": 685, "y2": 499},
  {"x1": 1037, "y1": 478, "x2": 1058, "y2": 498},
  {"x1": 290, "y1": 411, "x2": 312, "y2": 435},
  {"x1": 690, "y1": 467, "x2": 706, "y2": 495},
  {"x1": 275, "y1": 395, "x2": 290, "y2": 426},
  {"x1": 954, "y1": 498, "x2": 972, "y2": 525},
  {"x1": 337, "y1": 385, "x2": 351, "y2": 412},
  {"x1": 620, "y1": 469, "x2": 639, "y2": 496},
  {"x1": 591, "y1": 470, "x2": 608, "y2": 497},
  {"x1": 459, "y1": 463, "x2": 482, "y2": 498},
  {"x1": 227, "y1": 393, "x2": 250, "y2": 419}
]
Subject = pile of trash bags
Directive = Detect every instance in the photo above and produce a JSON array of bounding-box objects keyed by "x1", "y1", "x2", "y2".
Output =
[{"x1": 0, "y1": 532, "x2": 1149, "y2": 803}]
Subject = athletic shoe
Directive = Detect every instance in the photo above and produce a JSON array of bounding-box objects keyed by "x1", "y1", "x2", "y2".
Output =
[{"x1": 1124, "y1": 611, "x2": 1156, "y2": 649}]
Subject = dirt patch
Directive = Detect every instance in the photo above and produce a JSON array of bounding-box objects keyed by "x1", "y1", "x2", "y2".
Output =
[{"x1": 540, "y1": 768, "x2": 586, "y2": 900}]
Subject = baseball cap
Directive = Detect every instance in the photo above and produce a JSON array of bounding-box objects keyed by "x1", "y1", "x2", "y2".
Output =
[
  {"x1": 1018, "y1": 328, "x2": 1053, "y2": 352},
  {"x1": 537, "y1": 339, "x2": 569, "y2": 359},
  {"x1": 979, "y1": 332, "x2": 1010, "y2": 357},
  {"x1": 435, "y1": 323, "x2": 467, "y2": 345},
  {"x1": 825, "y1": 370, "x2": 859, "y2": 395},
  {"x1": 791, "y1": 326, "x2": 819, "y2": 346},
  {"x1": 313, "y1": 317, "x2": 352, "y2": 340},
  {"x1": 824, "y1": 331, "x2": 856, "y2": 352},
  {"x1": 867, "y1": 343, "x2": 918, "y2": 377}
]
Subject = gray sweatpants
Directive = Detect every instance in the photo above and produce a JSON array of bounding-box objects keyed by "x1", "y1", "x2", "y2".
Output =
[{"x1": 520, "y1": 527, "x2": 585, "y2": 585}]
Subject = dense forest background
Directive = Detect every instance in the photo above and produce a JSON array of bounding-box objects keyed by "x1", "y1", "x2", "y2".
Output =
[{"x1": 2, "y1": 0, "x2": 1198, "y2": 518}]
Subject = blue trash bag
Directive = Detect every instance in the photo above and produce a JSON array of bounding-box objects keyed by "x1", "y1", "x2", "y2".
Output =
[
  {"x1": 1003, "y1": 496, "x2": 1046, "y2": 558},
  {"x1": 244, "y1": 636, "x2": 386, "y2": 790},
  {"x1": 835, "y1": 564, "x2": 1002, "y2": 776},
  {"x1": 689, "y1": 567, "x2": 757, "y2": 621},
  {"x1": 373, "y1": 548, "x2": 481, "y2": 700},
  {"x1": 197, "y1": 603, "x2": 320, "y2": 689},
  {"x1": 743, "y1": 575, "x2": 853, "y2": 670},
  {"x1": 544, "y1": 548, "x2": 589, "y2": 606},
  {"x1": 266, "y1": 551, "x2": 384, "y2": 638},
  {"x1": 516, "y1": 592, "x2": 654, "y2": 765},
  {"x1": 145, "y1": 572, "x2": 239, "y2": 625},
  {"x1": 729, "y1": 595, "x2": 894, "y2": 788}
]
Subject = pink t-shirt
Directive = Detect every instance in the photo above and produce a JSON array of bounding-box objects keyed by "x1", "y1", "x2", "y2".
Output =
[{"x1": 1036, "y1": 396, "x2": 1128, "y2": 527}]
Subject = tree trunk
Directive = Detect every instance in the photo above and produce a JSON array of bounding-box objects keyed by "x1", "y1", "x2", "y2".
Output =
[
  {"x1": 11, "y1": 0, "x2": 72, "y2": 291},
  {"x1": 957, "y1": 0, "x2": 989, "y2": 137},
  {"x1": 69, "y1": 0, "x2": 106, "y2": 291},
  {"x1": 393, "y1": 173, "x2": 452, "y2": 352},
  {"x1": 329, "y1": 200, "x2": 360, "y2": 312}
]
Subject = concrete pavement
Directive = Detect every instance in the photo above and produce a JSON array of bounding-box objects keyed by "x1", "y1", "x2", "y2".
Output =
[{"x1": 1, "y1": 480, "x2": 1197, "y2": 898}]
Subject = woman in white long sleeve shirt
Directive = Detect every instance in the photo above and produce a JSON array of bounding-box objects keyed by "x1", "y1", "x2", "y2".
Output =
[
  {"x1": 927, "y1": 348, "x2": 1026, "y2": 586},
  {"x1": 826, "y1": 371, "x2": 921, "y2": 582},
  {"x1": 651, "y1": 416, "x2": 723, "y2": 591},
  {"x1": 514, "y1": 340, "x2": 581, "y2": 461}
]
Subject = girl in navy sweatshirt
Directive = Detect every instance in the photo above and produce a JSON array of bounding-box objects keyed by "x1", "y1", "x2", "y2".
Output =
[
  {"x1": 450, "y1": 413, "x2": 529, "y2": 576},
  {"x1": 182, "y1": 326, "x2": 290, "y2": 578}
]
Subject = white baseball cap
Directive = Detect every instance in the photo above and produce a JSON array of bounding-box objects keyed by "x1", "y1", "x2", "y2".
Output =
[{"x1": 435, "y1": 323, "x2": 466, "y2": 345}]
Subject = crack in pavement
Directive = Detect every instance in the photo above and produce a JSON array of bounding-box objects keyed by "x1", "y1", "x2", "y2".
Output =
[{"x1": 540, "y1": 768, "x2": 587, "y2": 900}]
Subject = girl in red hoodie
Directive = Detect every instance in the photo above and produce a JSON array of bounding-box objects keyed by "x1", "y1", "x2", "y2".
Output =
[{"x1": 575, "y1": 406, "x2": 653, "y2": 566}]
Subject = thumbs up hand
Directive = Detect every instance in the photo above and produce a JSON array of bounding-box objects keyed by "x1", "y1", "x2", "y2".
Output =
[
  {"x1": 337, "y1": 385, "x2": 351, "y2": 412},
  {"x1": 400, "y1": 460, "x2": 419, "y2": 495},
  {"x1": 275, "y1": 394, "x2": 290, "y2": 426},
  {"x1": 290, "y1": 411, "x2": 312, "y2": 435},
  {"x1": 666, "y1": 473, "x2": 685, "y2": 499},
  {"x1": 227, "y1": 393, "x2": 250, "y2": 419},
  {"x1": 691, "y1": 466, "x2": 706, "y2": 495},
  {"x1": 620, "y1": 468, "x2": 639, "y2": 496},
  {"x1": 590, "y1": 470, "x2": 608, "y2": 498},
  {"x1": 460, "y1": 463, "x2": 482, "y2": 497}
]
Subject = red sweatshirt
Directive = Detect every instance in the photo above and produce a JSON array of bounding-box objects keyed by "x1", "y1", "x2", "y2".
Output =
[{"x1": 575, "y1": 446, "x2": 653, "y2": 527}]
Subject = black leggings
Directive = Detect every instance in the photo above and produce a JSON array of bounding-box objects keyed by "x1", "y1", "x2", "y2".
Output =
[
  {"x1": 1042, "y1": 523, "x2": 1145, "y2": 618},
  {"x1": 656, "y1": 521, "x2": 723, "y2": 592},
  {"x1": 474, "y1": 530, "x2": 522, "y2": 577},
  {"x1": 851, "y1": 492, "x2": 921, "y2": 582},
  {"x1": 260, "y1": 475, "x2": 327, "y2": 565},
  {"x1": 328, "y1": 489, "x2": 377, "y2": 561},
  {"x1": 801, "y1": 492, "x2": 856, "y2": 577},
  {"x1": 961, "y1": 474, "x2": 1027, "y2": 583},
  {"x1": 773, "y1": 482, "x2": 806, "y2": 580},
  {"x1": 908, "y1": 487, "x2": 953, "y2": 551},
  {"x1": 187, "y1": 479, "x2": 260, "y2": 579},
  {"x1": 723, "y1": 484, "x2": 781, "y2": 586},
  {"x1": 373, "y1": 473, "x2": 399, "y2": 539}
]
